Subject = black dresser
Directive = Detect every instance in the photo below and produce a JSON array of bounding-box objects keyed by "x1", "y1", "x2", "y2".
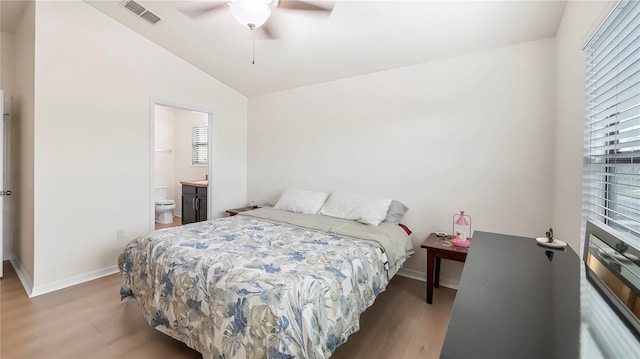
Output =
[{"x1": 440, "y1": 231, "x2": 640, "y2": 358}]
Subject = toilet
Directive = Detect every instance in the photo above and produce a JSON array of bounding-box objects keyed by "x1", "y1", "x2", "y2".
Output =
[{"x1": 155, "y1": 186, "x2": 176, "y2": 224}]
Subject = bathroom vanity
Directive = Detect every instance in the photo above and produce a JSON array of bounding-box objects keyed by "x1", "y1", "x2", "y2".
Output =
[{"x1": 180, "y1": 180, "x2": 207, "y2": 225}]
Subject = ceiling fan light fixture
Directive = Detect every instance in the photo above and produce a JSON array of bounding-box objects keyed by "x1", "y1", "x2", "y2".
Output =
[{"x1": 230, "y1": 0, "x2": 272, "y2": 29}]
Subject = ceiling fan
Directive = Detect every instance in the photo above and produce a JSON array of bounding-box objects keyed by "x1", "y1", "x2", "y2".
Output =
[{"x1": 181, "y1": 0, "x2": 334, "y2": 38}]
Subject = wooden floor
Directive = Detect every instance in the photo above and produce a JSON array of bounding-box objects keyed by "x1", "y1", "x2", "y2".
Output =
[
  {"x1": 155, "y1": 216, "x2": 182, "y2": 230},
  {"x1": 0, "y1": 261, "x2": 456, "y2": 359}
]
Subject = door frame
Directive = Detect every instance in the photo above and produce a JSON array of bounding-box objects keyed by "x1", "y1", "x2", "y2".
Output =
[
  {"x1": 0, "y1": 90, "x2": 3, "y2": 277},
  {"x1": 0, "y1": 91, "x2": 10, "y2": 277},
  {"x1": 149, "y1": 99, "x2": 213, "y2": 232}
]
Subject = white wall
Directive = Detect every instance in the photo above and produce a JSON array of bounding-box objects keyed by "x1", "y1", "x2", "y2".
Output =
[
  {"x1": 32, "y1": 1, "x2": 247, "y2": 289},
  {"x1": 553, "y1": 0, "x2": 616, "y2": 253},
  {"x1": 10, "y1": 1, "x2": 35, "y2": 284},
  {"x1": 154, "y1": 105, "x2": 177, "y2": 204},
  {"x1": 248, "y1": 38, "x2": 557, "y2": 285}
]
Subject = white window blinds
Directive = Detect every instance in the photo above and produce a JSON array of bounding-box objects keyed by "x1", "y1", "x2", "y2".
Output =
[
  {"x1": 192, "y1": 126, "x2": 208, "y2": 165},
  {"x1": 584, "y1": 0, "x2": 640, "y2": 248}
]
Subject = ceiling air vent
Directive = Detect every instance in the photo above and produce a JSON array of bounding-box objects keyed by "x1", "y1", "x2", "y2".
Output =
[
  {"x1": 140, "y1": 10, "x2": 161, "y2": 25},
  {"x1": 123, "y1": 0, "x2": 145, "y2": 15},
  {"x1": 121, "y1": 1, "x2": 162, "y2": 25}
]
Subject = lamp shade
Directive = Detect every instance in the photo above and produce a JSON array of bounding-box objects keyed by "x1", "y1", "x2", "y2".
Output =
[{"x1": 230, "y1": 0, "x2": 271, "y2": 29}]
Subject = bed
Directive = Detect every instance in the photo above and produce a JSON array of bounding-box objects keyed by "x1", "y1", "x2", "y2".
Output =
[{"x1": 119, "y1": 207, "x2": 414, "y2": 359}]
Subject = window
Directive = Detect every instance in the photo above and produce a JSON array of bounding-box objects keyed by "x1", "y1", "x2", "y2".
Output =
[
  {"x1": 583, "y1": 0, "x2": 640, "y2": 249},
  {"x1": 192, "y1": 126, "x2": 208, "y2": 165}
]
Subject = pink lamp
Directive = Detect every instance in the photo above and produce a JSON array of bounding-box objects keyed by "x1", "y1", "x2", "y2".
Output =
[{"x1": 452, "y1": 210, "x2": 472, "y2": 247}]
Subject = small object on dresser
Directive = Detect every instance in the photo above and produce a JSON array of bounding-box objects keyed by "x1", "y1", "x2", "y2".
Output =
[
  {"x1": 545, "y1": 227, "x2": 554, "y2": 243},
  {"x1": 535, "y1": 237, "x2": 567, "y2": 249},
  {"x1": 436, "y1": 231, "x2": 448, "y2": 237},
  {"x1": 536, "y1": 227, "x2": 567, "y2": 249},
  {"x1": 453, "y1": 210, "x2": 472, "y2": 242},
  {"x1": 451, "y1": 235, "x2": 471, "y2": 248}
]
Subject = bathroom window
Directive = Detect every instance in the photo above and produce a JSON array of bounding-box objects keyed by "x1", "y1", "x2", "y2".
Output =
[{"x1": 192, "y1": 126, "x2": 208, "y2": 165}]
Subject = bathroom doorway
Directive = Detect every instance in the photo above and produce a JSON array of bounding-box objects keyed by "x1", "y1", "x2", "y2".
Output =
[{"x1": 150, "y1": 101, "x2": 212, "y2": 232}]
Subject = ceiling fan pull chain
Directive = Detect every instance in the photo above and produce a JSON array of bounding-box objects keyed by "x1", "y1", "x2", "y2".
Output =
[{"x1": 246, "y1": 23, "x2": 257, "y2": 65}]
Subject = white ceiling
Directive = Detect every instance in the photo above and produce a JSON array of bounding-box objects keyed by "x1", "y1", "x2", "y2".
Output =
[{"x1": 4, "y1": 1, "x2": 568, "y2": 96}]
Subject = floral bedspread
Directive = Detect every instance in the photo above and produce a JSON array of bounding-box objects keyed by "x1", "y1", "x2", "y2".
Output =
[{"x1": 120, "y1": 210, "x2": 412, "y2": 359}]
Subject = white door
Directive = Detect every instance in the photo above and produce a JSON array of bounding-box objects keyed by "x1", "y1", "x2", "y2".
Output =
[
  {"x1": 0, "y1": 92, "x2": 11, "y2": 278},
  {"x1": 0, "y1": 91, "x2": 4, "y2": 278},
  {"x1": 1, "y1": 93, "x2": 12, "y2": 278}
]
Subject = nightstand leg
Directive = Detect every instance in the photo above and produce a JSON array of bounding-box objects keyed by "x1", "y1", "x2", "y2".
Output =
[
  {"x1": 427, "y1": 250, "x2": 435, "y2": 304},
  {"x1": 435, "y1": 258, "x2": 441, "y2": 288}
]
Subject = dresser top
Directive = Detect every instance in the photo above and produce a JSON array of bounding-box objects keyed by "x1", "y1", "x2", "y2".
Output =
[{"x1": 440, "y1": 230, "x2": 639, "y2": 358}]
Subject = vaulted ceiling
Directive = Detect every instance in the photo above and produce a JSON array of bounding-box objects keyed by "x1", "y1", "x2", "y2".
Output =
[{"x1": 3, "y1": 1, "x2": 568, "y2": 96}]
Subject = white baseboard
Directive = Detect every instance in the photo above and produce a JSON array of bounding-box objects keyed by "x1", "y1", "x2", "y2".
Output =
[
  {"x1": 396, "y1": 267, "x2": 426, "y2": 282},
  {"x1": 30, "y1": 265, "x2": 120, "y2": 298},
  {"x1": 9, "y1": 255, "x2": 34, "y2": 297},
  {"x1": 437, "y1": 277, "x2": 459, "y2": 290},
  {"x1": 8, "y1": 257, "x2": 121, "y2": 298},
  {"x1": 396, "y1": 267, "x2": 459, "y2": 290}
]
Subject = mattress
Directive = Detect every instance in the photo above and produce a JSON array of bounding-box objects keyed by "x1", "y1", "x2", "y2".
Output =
[{"x1": 119, "y1": 207, "x2": 414, "y2": 358}]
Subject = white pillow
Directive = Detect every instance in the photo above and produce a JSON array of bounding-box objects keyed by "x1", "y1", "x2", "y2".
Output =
[
  {"x1": 273, "y1": 188, "x2": 329, "y2": 214},
  {"x1": 320, "y1": 192, "x2": 392, "y2": 226}
]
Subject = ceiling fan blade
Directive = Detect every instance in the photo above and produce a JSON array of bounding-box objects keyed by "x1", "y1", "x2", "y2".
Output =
[
  {"x1": 180, "y1": 2, "x2": 229, "y2": 19},
  {"x1": 277, "y1": 0, "x2": 334, "y2": 13}
]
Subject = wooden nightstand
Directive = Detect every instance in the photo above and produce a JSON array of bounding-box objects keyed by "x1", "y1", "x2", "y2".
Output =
[
  {"x1": 225, "y1": 206, "x2": 259, "y2": 216},
  {"x1": 421, "y1": 233, "x2": 470, "y2": 304}
]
